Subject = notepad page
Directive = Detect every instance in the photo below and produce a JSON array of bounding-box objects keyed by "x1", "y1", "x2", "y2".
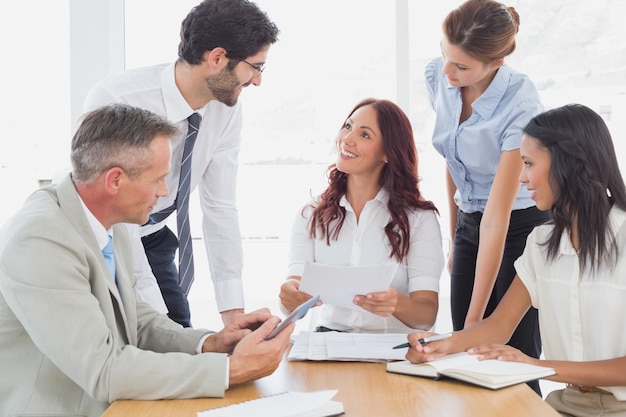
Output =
[
  {"x1": 442, "y1": 359, "x2": 556, "y2": 382},
  {"x1": 424, "y1": 352, "x2": 480, "y2": 372},
  {"x1": 324, "y1": 332, "x2": 408, "y2": 361},
  {"x1": 197, "y1": 390, "x2": 341, "y2": 417}
]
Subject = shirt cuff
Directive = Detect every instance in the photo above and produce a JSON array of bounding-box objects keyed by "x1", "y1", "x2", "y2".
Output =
[
  {"x1": 225, "y1": 356, "x2": 230, "y2": 389},
  {"x1": 213, "y1": 279, "x2": 245, "y2": 312},
  {"x1": 196, "y1": 334, "x2": 229, "y2": 389},
  {"x1": 196, "y1": 332, "x2": 214, "y2": 353}
]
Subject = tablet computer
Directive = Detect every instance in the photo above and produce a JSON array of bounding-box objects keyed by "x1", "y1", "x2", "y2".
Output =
[{"x1": 265, "y1": 295, "x2": 320, "y2": 340}]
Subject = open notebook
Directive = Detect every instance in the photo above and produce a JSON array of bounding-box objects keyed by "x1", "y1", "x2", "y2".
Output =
[
  {"x1": 386, "y1": 352, "x2": 555, "y2": 390},
  {"x1": 197, "y1": 390, "x2": 344, "y2": 417}
]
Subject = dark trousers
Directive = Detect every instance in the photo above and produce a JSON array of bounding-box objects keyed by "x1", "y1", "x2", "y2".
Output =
[
  {"x1": 141, "y1": 226, "x2": 191, "y2": 327},
  {"x1": 450, "y1": 206, "x2": 550, "y2": 395}
]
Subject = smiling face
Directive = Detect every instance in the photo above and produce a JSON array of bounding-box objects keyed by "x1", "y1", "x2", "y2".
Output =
[
  {"x1": 335, "y1": 104, "x2": 387, "y2": 183},
  {"x1": 520, "y1": 134, "x2": 554, "y2": 211},
  {"x1": 206, "y1": 48, "x2": 269, "y2": 107}
]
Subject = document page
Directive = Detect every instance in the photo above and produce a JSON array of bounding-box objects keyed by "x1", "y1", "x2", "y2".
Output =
[
  {"x1": 299, "y1": 262, "x2": 398, "y2": 310},
  {"x1": 198, "y1": 390, "x2": 343, "y2": 417},
  {"x1": 325, "y1": 332, "x2": 409, "y2": 361},
  {"x1": 289, "y1": 332, "x2": 331, "y2": 361},
  {"x1": 289, "y1": 331, "x2": 409, "y2": 362}
]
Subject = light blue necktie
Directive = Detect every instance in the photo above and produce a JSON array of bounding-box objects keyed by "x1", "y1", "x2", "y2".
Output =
[{"x1": 102, "y1": 235, "x2": 116, "y2": 281}]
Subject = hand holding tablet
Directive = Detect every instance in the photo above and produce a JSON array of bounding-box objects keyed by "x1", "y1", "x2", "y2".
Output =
[{"x1": 265, "y1": 295, "x2": 320, "y2": 340}]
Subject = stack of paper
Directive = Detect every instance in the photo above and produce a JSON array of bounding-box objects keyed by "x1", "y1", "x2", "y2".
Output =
[
  {"x1": 288, "y1": 331, "x2": 409, "y2": 362},
  {"x1": 197, "y1": 390, "x2": 344, "y2": 417}
]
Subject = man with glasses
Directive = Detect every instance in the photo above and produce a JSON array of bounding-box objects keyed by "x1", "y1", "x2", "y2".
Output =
[{"x1": 84, "y1": 0, "x2": 280, "y2": 328}]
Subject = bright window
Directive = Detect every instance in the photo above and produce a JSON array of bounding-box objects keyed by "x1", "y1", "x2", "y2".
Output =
[{"x1": 1, "y1": 1, "x2": 624, "y2": 334}]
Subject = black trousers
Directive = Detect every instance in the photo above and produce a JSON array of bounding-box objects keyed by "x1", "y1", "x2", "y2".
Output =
[
  {"x1": 450, "y1": 206, "x2": 550, "y2": 395},
  {"x1": 141, "y1": 226, "x2": 192, "y2": 327}
]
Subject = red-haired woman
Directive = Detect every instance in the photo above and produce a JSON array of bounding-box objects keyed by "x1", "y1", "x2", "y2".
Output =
[{"x1": 279, "y1": 98, "x2": 444, "y2": 334}]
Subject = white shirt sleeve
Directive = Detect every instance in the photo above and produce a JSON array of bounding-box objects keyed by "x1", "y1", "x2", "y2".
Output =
[
  {"x1": 406, "y1": 209, "x2": 444, "y2": 293},
  {"x1": 197, "y1": 104, "x2": 245, "y2": 312},
  {"x1": 286, "y1": 204, "x2": 315, "y2": 278}
]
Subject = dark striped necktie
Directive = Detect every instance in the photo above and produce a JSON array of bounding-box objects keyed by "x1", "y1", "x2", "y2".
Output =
[
  {"x1": 176, "y1": 113, "x2": 201, "y2": 295},
  {"x1": 147, "y1": 113, "x2": 201, "y2": 295}
]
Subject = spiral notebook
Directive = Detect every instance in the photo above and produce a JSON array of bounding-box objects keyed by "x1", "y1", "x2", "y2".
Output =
[{"x1": 197, "y1": 390, "x2": 344, "y2": 417}]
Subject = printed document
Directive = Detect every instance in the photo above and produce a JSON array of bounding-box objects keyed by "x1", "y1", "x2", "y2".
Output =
[{"x1": 299, "y1": 262, "x2": 398, "y2": 310}]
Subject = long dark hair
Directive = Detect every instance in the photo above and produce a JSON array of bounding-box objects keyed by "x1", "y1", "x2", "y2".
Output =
[
  {"x1": 523, "y1": 104, "x2": 626, "y2": 272},
  {"x1": 308, "y1": 98, "x2": 438, "y2": 262}
]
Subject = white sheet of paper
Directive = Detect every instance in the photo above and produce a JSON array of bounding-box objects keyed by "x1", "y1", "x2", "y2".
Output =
[
  {"x1": 298, "y1": 262, "x2": 398, "y2": 310},
  {"x1": 288, "y1": 331, "x2": 409, "y2": 362},
  {"x1": 324, "y1": 332, "x2": 409, "y2": 361},
  {"x1": 288, "y1": 332, "x2": 332, "y2": 361},
  {"x1": 197, "y1": 389, "x2": 341, "y2": 417}
]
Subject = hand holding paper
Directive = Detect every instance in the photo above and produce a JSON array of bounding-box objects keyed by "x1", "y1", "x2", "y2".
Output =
[
  {"x1": 353, "y1": 286, "x2": 402, "y2": 317},
  {"x1": 298, "y1": 262, "x2": 398, "y2": 310}
]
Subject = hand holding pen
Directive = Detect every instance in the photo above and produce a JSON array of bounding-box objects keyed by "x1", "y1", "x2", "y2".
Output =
[
  {"x1": 401, "y1": 332, "x2": 455, "y2": 364},
  {"x1": 392, "y1": 332, "x2": 452, "y2": 349}
]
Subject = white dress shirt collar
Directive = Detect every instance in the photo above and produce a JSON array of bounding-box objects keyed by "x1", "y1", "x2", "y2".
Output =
[
  {"x1": 338, "y1": 187, "x2": 389, "y2": 210},
  {"x1": 161, "y1": 62, "x2": 209, "y2": 123},
  {"x1": 77, "y1": 195, "x2": 112, "y2": 251}
]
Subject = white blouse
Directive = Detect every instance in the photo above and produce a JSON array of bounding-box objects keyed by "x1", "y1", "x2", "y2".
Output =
[
  {"x1": 515, "y1": 205, "x2": 626, "y2": 400},
  {"x1": 287, "y1": 188, "x2": 444, "y2": 333}
]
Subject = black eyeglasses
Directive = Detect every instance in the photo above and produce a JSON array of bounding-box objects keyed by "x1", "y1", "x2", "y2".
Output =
[{"x1": 241, "y1": 59, "x2": 265, "y2": 77}]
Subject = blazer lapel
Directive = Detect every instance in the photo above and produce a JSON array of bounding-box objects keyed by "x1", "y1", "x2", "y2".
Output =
[
  {"x1": 111, "y1": 224, "x2": 138, "y2": 345},
  {"x1": 55, "y1": 174, "x2": 137, "y2": 345}
]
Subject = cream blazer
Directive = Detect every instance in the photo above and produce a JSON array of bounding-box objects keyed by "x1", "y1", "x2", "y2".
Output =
[{"x1": 0, "y1": 175, "x2": 228, "y2": 417}]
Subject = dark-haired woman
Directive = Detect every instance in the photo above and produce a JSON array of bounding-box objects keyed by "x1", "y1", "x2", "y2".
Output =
[{"x1": 406, "y1": 103, "x2": 626, "y2": 416}]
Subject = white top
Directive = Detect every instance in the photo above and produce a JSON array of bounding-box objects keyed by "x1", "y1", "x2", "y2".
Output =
[
  {"x1": 287, "y1": 188, "x2": 444, "y2": 333},
  {"x1": 84, "y1": 63, "x2": 245, "y2": 312},
  {"x1": 515, "y1": 205, "x2": 626, "y2": 400}
]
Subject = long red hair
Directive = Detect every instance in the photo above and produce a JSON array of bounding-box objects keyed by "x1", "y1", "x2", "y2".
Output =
[{"x1": 308, "y1": 98, "x2": 438, "y2": 262}]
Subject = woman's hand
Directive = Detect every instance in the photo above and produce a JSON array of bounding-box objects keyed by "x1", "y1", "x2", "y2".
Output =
[
  {"x1": 468, "y1": 343, "x2": 536, "y2": 365},
  {"x1": 278, "y1": 276, "x2": 320, "y2": 312},
  {"x1": 405, "y1": 331, "x2": 454, "y2": 363},
  {"x1": 353, "y1": 287, "x2": 399, "y2": 317}
]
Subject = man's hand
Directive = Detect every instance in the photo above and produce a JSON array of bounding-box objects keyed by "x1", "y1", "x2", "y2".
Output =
[
  {"x1": 228, "y1": 314, "x2": 294, "y2": 386},
  {"x1": 202, "y1": 310, "x2": 272, "y2": 354}
]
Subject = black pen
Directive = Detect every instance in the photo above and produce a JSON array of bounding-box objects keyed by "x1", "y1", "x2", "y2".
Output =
[{"x1": 392, "y1": 333, "x2": 452, "y2": 349}]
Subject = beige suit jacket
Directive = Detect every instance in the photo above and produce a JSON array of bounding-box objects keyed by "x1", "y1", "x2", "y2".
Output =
[{"x1": 0, "y1": 175, "x2": 228, "y2": 417}]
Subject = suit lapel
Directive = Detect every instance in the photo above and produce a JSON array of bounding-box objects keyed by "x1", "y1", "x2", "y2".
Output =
[
  {"x1": 55, "y1": 174, "x2": 137, "y2": 345},
  {"x1": 111, "y1": 224, "x2": 138, "y2": 345}
]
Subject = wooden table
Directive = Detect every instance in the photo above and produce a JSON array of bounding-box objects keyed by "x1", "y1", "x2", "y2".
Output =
[{"x1": 102, "y1": 356, "x2": 560, "y2": 417}]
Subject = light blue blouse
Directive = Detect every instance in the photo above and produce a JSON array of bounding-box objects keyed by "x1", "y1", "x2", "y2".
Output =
[{"x1": 425, "y1": 57, "x2": 543, "y2": 213}]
